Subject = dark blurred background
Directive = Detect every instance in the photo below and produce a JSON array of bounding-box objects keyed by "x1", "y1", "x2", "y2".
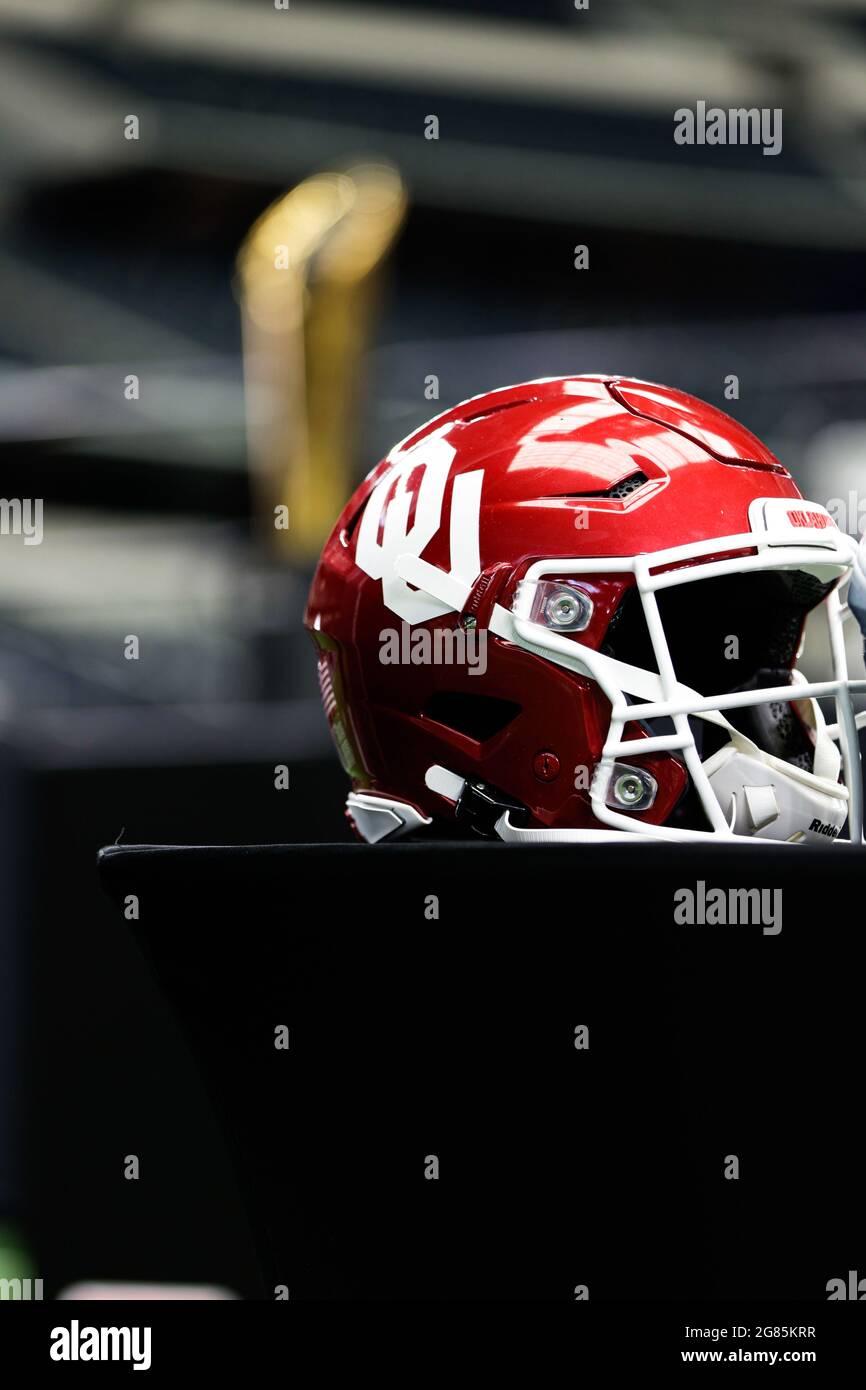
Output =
[{"x1": 2, "y1": 0, "x2": 866, "y2": 1298}]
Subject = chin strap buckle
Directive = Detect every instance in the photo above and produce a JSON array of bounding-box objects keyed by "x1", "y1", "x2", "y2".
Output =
[{"x1": 455, "y1": 779, "x2": 527, "y2": 839}]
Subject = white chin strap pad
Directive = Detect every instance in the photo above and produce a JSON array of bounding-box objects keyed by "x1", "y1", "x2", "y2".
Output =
[
  {"x1": 705, "y1": 749, "x2": 847, "y2": 841},
  {"x1": 703, "y1": 695, "x2": 848, "y2": 843}
]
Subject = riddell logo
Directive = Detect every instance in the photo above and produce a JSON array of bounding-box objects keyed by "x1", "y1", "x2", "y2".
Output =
[
  {"x1": 809, "y1": 818, "x2": 840, "y2": 839},
  {"x1": 787, "y1": 509, "x2": 832, "y2": 529}
]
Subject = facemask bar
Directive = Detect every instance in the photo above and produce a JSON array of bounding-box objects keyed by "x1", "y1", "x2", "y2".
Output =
[
  {"x1": 824, "y1": 589, "x2": 866, "y2": 744},
  {"x1": 509, "y1": 526, "x2": 866, "y2": 844}
]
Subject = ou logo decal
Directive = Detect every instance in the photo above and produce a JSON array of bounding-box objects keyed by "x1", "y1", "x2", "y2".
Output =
[{"x1": 354, "y1": 434, "x2": 483, "y2": 623}]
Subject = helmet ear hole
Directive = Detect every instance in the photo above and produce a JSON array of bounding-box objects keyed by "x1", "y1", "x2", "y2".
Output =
[{"x1": 422, "y1": 692, "x2": 521, "y2": 743}]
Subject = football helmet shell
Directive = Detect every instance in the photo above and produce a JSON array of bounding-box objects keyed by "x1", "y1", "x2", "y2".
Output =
[{"x1": 306, "y1": 376, "x2": 865, "y2": 844}]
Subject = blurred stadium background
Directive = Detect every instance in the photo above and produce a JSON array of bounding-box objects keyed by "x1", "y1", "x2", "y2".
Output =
[{"x1": 1, "y1": 0, "x2": 866, "y2": 1297}]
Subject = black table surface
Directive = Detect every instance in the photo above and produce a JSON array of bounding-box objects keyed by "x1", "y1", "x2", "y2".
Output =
[{"x1": 97, "y1": 840, "x2": 865, "y2": 1301}]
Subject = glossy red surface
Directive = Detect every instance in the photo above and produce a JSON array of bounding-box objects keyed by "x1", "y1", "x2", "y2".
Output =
[{"x1": 305, "y1": 376, "x2": 806, "y2": 835}]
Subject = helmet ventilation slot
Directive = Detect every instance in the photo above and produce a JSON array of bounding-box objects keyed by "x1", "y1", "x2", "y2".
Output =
[{"x1": 543, "y1": 470, "x2": 649, "y2": 500}]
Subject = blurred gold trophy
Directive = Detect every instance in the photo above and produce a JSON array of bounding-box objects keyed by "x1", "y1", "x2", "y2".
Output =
[{"x1": 236, "y1": 162, "x2": 407, "y2": 563}]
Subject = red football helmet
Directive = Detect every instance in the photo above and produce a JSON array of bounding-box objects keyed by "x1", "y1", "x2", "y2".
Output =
[{"x1": 305, "y1": 376, "x2": 865, "y2": 844}]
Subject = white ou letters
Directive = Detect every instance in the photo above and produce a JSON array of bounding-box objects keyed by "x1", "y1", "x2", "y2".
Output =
[{"x1": 354, "y1": 433, "x2": 482, "y2": 623}]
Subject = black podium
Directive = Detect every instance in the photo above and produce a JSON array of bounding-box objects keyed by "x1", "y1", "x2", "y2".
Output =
[{"x1": 98, "y1": 841, "x2": 865, "y2": 1302}]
